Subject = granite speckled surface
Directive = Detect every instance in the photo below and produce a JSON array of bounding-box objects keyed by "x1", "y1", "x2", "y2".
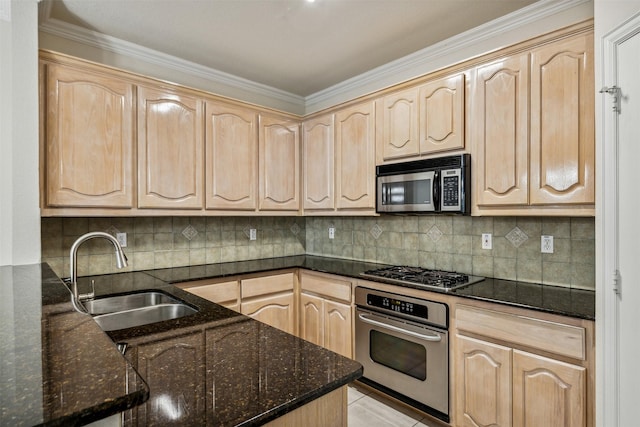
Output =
[
  {"x1": 0, "y1": 264, "x2": 148, "y2": 427},
  {"x1": 1, "y1": 262, "x2": 363, "y2": 426},
  {"x1": 144, "y1": 255, "x2": 595, "y2": 320},
  {"x1": 3, "y1": 254, "x2": 593, "y2": 426}
]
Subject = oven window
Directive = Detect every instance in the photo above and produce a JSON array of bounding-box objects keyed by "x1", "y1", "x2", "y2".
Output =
[
  {"x1": 383, "y1": 180, "x2": 431, "y2": 205},
  {"x1": 369, "y1": 330, "x2": 427, "y2": 381}
]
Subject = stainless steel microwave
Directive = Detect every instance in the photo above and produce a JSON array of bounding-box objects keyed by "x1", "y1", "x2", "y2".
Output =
[{"x1": 376, "y1": 154, "x2": 470, "y2": 214}]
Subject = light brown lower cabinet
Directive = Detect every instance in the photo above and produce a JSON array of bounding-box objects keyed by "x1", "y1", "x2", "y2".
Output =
[
  {"x1": 454, "y1": 304, "x2": 592, "y2": 427},
  {"x1": 179, "y1": 279, "x2": 240, "y2": 312},
  {"x1": 240, "y1": 272, "x2": 297, "y2": 336},
  {"x1": 241, "y1": 292, "x2": 296, "y2": 335},
  {"x1": 299, "y1": 271, "x2": 353, "y2": 358}
]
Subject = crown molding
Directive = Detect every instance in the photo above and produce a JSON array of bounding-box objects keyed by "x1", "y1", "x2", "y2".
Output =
[
  {"x1": 38, "y1": 18, "x2": 306, "y2": 110},
  {"x1": 38, "y1": 0, "x2": 591, "y2": 115},
  {"x1": 304, "y1": 0, "x2": 592, "y2": 113}
]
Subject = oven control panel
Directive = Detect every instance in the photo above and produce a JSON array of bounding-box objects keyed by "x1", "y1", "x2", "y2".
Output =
[
  {"x1": 367, "y1": 294, "x2": 428, "y2": 319},
  {"x1": 355, "y1": 287, "x2": 448, "y2": 329}
]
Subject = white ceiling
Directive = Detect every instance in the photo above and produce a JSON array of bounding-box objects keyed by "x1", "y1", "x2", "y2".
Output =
[{"x1": 41, "y1": 0, "x2": 540, "y2": 97}]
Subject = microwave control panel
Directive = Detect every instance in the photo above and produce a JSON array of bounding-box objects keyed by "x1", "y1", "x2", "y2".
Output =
[{"x1": 441, "y1": 169, "x2": 462, "y2": 210}]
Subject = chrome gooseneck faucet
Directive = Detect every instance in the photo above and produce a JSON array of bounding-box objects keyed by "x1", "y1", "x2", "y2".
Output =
[{"x1": 69, "y1": 231, "x2": 128, "y2": 311}]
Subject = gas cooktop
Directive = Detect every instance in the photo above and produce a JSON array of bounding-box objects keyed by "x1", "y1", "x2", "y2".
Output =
[{"x1": 360, "y1": 265, "x2": 484, "y2": 291}]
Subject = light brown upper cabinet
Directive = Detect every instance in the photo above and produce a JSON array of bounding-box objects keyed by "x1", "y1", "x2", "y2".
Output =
[
  {"x1": 43, "y1": 62, "x2": 134, "y2": 208},
  {"x1": 302, "y1": 114, "x2": 334, "y2": 211},
  {"x1": 419, "y1": 73, "x2": 465, "y2": 154},
  {"x1": 529, "y1": 33, "x2": 595, "y2": 205},
  {"x1": 259, "y1": 114, "x2": 301, "y2": 212},
  {"x1": 334, "y1": 101, "x2": 377, "y2": 210},
  {"x1": 205, "y1": 102, "x2": 258, "y2": 211},
  {"x1": 380, "y1": 87, "x2": 420, "y2": 161},
  {"x1": 472, "y1": 31, "x2": 594, "y2": 215},
  {"x1": 473, "y1": 53, "x2": 530, "y2": 207},
  {"x1": 137, "y1": 86, "x2": 204, "y2": 209},
  {"x1": 377, "y1": 74, "x2": 465, "y2": 164}
]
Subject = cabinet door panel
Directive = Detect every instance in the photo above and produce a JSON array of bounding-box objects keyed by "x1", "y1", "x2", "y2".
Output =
[
  {"x1": 259, "y1": 115, "x2": 300, "y2": 211},
  {"x1": 382, "y1": 88, "x2": 419, "y2": 161},
  {"x1": 456, "y1": 335, "x2": 512, "y2": 427},
  {"x1": 303, "y1": 115, "x2": 334, "y2": 210},
  {"x1": 473, "y1": 55, "x2": 530, "y2": 206},
  {"x1": 324, "y1": 300, "x2": 352, "y2": 358},
  {"x1": 530, "y1": 34, "x2": 595, "y2": 205},
  {"x1": 138, "y1": 86, "x2": 204, "y2": 209},
  {"x1": 205, "y1": 102, "x2": 258, "y2": 210},
  {"x1": 513, "y1": 350, "x2": 586, "y2": 427},
  {"x1": 420, "y1": 74, "x2": 465, "y2": 154},
  {"x1": 136, "y1": 332, "x2": 204, "y2": 426},
  {"x1": 335, "y1": 101, "x2": 376, "y2": 210},
  {"x1": 46, "y1": 64, "x2": 134, "y2": 207},
  {"x1": 241, "y1": 293, "x2": 296, "y2": 335},
  {"x1": 300, "y1": 293, "x2": 324, "y2": 346}
]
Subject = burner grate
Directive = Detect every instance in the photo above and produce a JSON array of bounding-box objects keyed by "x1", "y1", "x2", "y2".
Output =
[{"x1": 361, "y1": 266, "x2": 483, "y2": 291}]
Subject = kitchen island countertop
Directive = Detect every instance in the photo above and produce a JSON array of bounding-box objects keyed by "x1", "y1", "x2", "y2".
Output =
[{"x1": 1, "y1": 263, "x2": 362, "y2": 426}]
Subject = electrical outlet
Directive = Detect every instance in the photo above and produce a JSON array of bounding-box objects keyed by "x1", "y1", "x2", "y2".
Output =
[
  {"x1": 249, "y1": 228, "x2": 257, "y2": 241},
  {"x1": 541, "y1": 235, "x2": 554, "y2": 253},
  {"x1": 482, "y1": 233, "x2": 492, "y2": 250},
  {"x1": 328, "y1": 227, "x2": 335, "y2": 239},
  {"x1": 116, "y1": 232, "x2": 127, "y2": 248}
]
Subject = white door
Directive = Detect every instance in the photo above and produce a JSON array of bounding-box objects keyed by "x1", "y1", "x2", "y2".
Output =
[{"x1": 599, "y1": 12, "x2": 640, "y2": 427}]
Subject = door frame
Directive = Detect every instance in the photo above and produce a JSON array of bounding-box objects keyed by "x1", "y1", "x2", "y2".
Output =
[{"x1": 597, "y1": 10, "x2": 640, "y2": 427}]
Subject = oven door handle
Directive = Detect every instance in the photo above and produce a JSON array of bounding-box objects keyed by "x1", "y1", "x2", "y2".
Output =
[{"x1": 357, "y1": 313, "x2": 443, "y2": 342}]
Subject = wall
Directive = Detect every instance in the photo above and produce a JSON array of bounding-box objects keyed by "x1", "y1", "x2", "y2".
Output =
[
  {"x1": 40, "y1": 215, "x2": 595, "y2": 290},
  {"x1": 594, "y1": 2, "x2": 640, "y2": 426},
  {"x1": 41, "y1": 216, "x2": 306, "y2": 278},
  {"x1": 0, "y1": 0, "x2": 41, "y2": 266},
  {"x1": 307, "y1": 216, "x2": 595, "y2": 290}
]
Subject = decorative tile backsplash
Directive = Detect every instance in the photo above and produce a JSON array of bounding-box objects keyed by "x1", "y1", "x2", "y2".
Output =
[
  {"x1": 41, "y1": 216, "x2": 306, "y2": 279},
  {"x1": 41, "y1": 215, "x2": 595, "y2": 290},
  {"x1": 305, "y1": 216, "x2": 595, "y2": 290}
]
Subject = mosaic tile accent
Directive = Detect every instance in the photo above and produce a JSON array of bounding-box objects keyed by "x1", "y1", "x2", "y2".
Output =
[
  {"x1": 290, "y1": 223, "x2": 300, "y2": 236},
  {"x1": 242, "y1": 225, "x2": 254, "y2": 239},
  {"x1": 105, "y1": 225, "x2": 120, "y2": 237},
  {"x1": 370, "y1": 224, "x2": 383, "y2": 240},
  {"x1": 182, "y1": 225, "x2": 198, "y2": 241},
  {"x1": 506, "y1": 226, "x2": 528, "y2": 248},
  {"x1": 427, "y1": 225, "x2": 443, "y2": 242}
]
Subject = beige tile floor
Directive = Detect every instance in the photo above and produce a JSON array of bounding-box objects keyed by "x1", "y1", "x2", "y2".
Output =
[{"x1": 347, "y1": 383, "x2": 446, "y2": 427}]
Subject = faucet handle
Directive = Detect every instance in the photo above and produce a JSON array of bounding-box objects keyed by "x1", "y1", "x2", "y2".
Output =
[{"x1": 79, "y1": 279, "x2": 95, "y2": 301}]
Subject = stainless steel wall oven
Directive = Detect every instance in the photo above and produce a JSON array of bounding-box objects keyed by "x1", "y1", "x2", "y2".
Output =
[{"x1": 354, "y1": 287, "x2": 450, "y2": 422}]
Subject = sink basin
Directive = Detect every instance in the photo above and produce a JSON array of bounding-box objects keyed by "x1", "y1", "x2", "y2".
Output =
[
  {"x1": 83, "y1": 291, "x2": 198, "y2": 331},
  {"x1": 83, "y1": 291, "x2": 183, "y2": 315}
]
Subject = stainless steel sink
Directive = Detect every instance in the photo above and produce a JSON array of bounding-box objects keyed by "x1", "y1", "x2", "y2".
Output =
[
  {"x1": 83, "y1": 291, "x2": 198, "y2": 331},
  {"x1": 83, "y1": 291, "x2": 183, "y2": 315}
]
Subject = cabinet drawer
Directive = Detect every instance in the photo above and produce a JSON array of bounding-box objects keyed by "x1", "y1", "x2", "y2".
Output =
[
  {"x1": 185, "y1": 281, "x2": 239, "y2": 305},
  {"x1": 300, "y1": 272, "x2": 351, "y2": 303},
  {"x1": 241, "y1": 273, "x2": 294, "y2": 298},
  {"x1": 456, "y1": 305, "x2": 586, "y2": 360}
]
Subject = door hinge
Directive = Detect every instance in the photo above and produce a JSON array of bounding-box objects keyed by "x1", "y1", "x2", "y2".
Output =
[
  {"x1": 613, "y1": 269, "x2": 621, "y2": 295},
  {"x1": 600, "y1": 86, "x2": 622, "y2": 114}
]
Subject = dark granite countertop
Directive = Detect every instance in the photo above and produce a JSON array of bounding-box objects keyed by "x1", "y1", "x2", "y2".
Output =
[
  {"x1": 0, "y1": 264, "x2": 148, "y2": 427},
  {"x1": 143, "y1": 255, "x2": 595, "y2": 320},
  {"x1": 1, "y1": 263, "x2": 362, "y2": 427}
]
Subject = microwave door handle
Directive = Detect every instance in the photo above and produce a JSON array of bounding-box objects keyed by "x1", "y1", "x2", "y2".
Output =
[
  {"x1": 358, "y1": 313, "x2": 442, "y2": 342},
  {"x1": 433, "y1": 171, "x2": 440, "y2": 210}
]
